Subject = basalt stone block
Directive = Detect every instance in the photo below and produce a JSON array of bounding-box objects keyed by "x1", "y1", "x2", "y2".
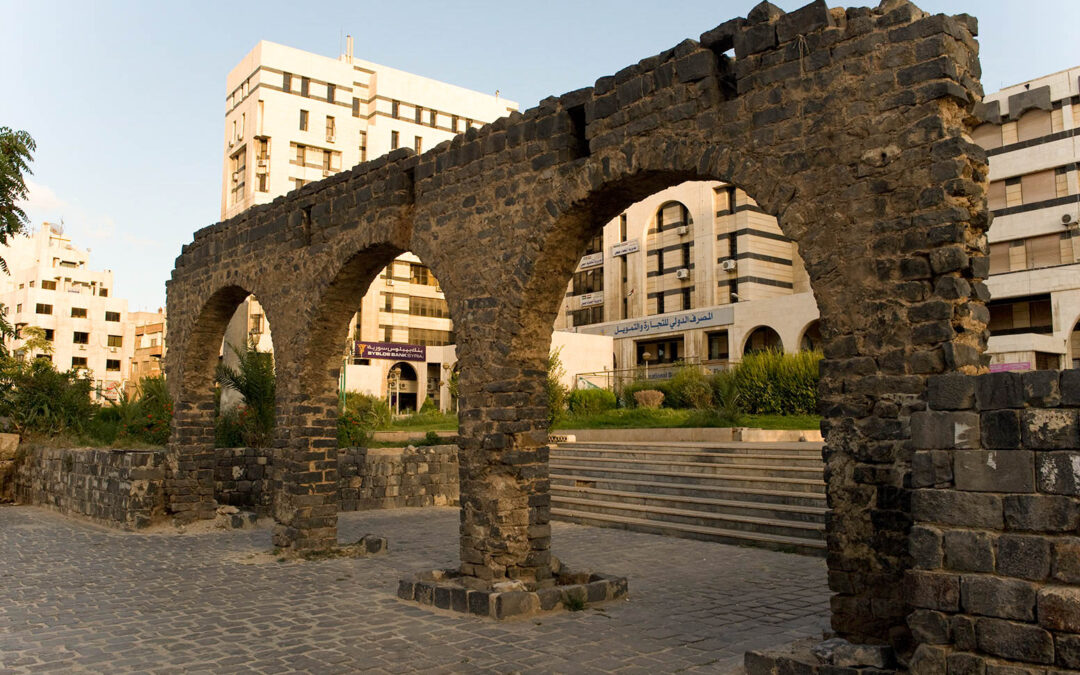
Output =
[
  {"x1": 1021, "y1": 409, "x2": 1079, "y2": 449},
  {"x1": 946, "y1": 652, "x2": 985, "y2": 675},
  {"x1": 952, "y1": 615, "x2": 977, "y2": 651},
  {"x1": 1004, "y1": 494, "x2": 1080, "y2": 532},
  {"x1": 396, "y1": 580, "x2": 416, "y2": 601},
  {"x1": 954, "y1": 450, "x2": 1034, "y2": 493},
  {"x1": 1038, "y1": 586, "x2": 1080, "y2": 632},
  {"x1": 775, "y1": 0, "x2": 833, "y2": 44},
  {"x1": 927, "y1": 373, "x2": 977, "y2": 410},
  {"x1": 911, "y1": 525, "x2": 944, "y2": 568},
  {"x1": 908, "y1": 644, "x2": 947, "y2": 675},
  {"x1": 1052, "y1": 537, "x2": 1080, "y2": 583},
  {"x1": 1036, "y1": 452, "x2": 1080, "y2": 496},
  {"x1": 1022, "y1": 370, "x2": 1061, "y2": 407},
  {"x1": 911, "y1": 410, "x2": 980, "y2": 449},
  {"x1": 982, "y1": 410, "x2": 1022, "y2": 450},
  {"x1": 494, "y1": 591, "x2": 539, "y2": 619},
  {"x1": 1062, "y1": 369, "x2": 1080, "y2": 407},
  {"x1": 912, "y1": 450, "x2": 952, "y2": 488},
  {"x1": 912, "y1": 489, "x2": 1003, "y2": 529},
  {"x1": 907, "y1": 570, "x2": 960, "y2": 612},
  {"x1": 976, "y1": 372, "x2": 1024, "y2": 410},
  {"x1": 1057, "y1": 633, "x2": 1080, "y2": 670},
  {"x1": 997, "y1": 534, "x2": 1051, "y2": 581},
  {"x1": 943, "y1": 529, "x2": 994, "y2": 573},
  {"x1": 907, "y1": 609, "x2": 950, "y2": 644},
  {"x1": 467, "y1": 589, "x2": 492, "y2": 617},
  {"x1": 960, "y1": 575, "x2": 1037, "y2": 621},
  {"x1": 975, "y1": 617, "x2": 1054, "y2": 665}
]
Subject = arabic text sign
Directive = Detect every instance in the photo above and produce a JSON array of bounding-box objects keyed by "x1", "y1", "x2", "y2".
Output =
[
  {"x1": 989, "y1": 362, "x2": 1031, "y2": 373},
  {"x1": 578, "y1": 307, "x2": 733, "y2": 338},
  {"x1": 612, "y1": 239, "x2": 640, "y2": 257},
  {"x1": 354, "y1": 341, "x2": 426, "y2": 361},
  {"x1": 579, "y1": 292, "x2": 604, "y2": 308},
  {"x1": 578, "y1": 252, "x2": 604, "y2": 270}
]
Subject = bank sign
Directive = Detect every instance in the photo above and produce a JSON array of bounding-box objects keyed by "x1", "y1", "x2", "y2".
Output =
[
  {"x1": 578, "y1": 307, "x2": 734, "y2": 338},
  {"x1": 354, "y1": 341, "x2": 426, "y2": 361}
]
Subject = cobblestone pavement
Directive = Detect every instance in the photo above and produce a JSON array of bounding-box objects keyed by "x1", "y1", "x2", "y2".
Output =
[{"x1": 0, "y1": 505, "x2": 828, "y2": 674}]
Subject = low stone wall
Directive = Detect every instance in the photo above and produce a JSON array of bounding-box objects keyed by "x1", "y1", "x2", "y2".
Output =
[
  {"x1": 338, "y1": 445, "x2": 459, "y2": 511},
  {"x1": 908, "y1": 371, "x2": 1080, "y2": 672},
  {"x1": 211, "y1": 444, "x2": 459, "y2": 513},
  {"x1": 13, "y1": 447, "x2": 167, "y2": 529},
  {"x1": 214, "y1": 447, "x2": 274, "y2": 515}
]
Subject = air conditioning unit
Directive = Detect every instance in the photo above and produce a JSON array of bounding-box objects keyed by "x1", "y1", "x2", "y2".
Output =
[
  {"x1": 676, "y1": 225, "x2": 689, "y2": 236},
  {"x1": 109, "y1": 347, "x2": 117, "y2": 353},
  {"x1": 78, "y1": 344, "x2": 86, "y2": 351},
  {"x1": 386, "y1": 278, "x2": 394, "y2": 286},
  {"x1": 1064, "y1": 213, "x2": 1078, "y2": 229},
  {"x1": 326, "y1": 134, "x2": 336, "y2": 143},
  {"x1": 675, "y1": 268, "x2": 690, "y2": 280},
  {"x1": 720, "y1": 259, "x2": 737, "y2": 272},
  {"x1": 256, "y1": 159, "x2": 268, "y2": 169}
]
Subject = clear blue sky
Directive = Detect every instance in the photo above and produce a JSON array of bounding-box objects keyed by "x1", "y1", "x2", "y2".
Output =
[{"x1": 2, "y1": 0, "x2": 1078, "y2": 311}]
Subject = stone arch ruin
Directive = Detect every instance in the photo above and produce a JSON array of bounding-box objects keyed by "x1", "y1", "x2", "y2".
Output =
[{"x1": 167, "y1": 2, "x2": 1080, "y2": 670}]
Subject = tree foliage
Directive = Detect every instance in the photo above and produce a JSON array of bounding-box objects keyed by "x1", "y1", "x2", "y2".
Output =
[
  {"x1": 215, "y1": 339, "x2": 276, "y2": 447},
  {"x1": 0, "y1": 127, "x2": 36, "y2": 274}
]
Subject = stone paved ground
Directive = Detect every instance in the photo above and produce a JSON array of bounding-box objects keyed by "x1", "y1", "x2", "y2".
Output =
[{"x1": 0, "y1": 505, "x2": 828, "y2": 674}]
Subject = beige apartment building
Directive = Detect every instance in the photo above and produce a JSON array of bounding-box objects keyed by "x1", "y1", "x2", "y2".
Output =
[
  {"x1": 556, "y1": 67, "x2": 1080, "y2": 380},
  {"x1": 219, "y1": 39, "x2": 522, "y2": 411},
  {"x1": 975, "y1": 66, "x2": 1080, "y2": 371},
  {"x1": 1, "y1": 223, "x2": 135, "y2": 400},
  {"x1": 129, "y1": 309, "x2": 166, "y2": 383}
]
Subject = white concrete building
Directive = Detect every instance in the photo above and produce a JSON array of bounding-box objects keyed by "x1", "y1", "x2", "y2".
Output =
[
  {"x1": 975, "y1": 66, "x2": 1080, "y2": 371},
  {"x1": 1, "y1": 223, "x2": 135, "y2": 399}
]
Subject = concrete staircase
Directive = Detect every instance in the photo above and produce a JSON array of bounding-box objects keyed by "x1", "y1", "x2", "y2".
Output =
[{"x1": 550, "y1": 440, "x2": 827, "y2": 556}]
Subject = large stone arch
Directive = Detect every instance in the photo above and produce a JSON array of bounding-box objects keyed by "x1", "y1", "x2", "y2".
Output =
[{"x1": 167, "y1": 0, "x2": 1001, "y2": 656}]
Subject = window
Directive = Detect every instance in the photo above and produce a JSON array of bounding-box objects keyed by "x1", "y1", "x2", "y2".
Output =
[
  {"x1": 106, "y1": 360, "x2": 121, "y2": 371},
  {"x1": 36, "y1": 303, "x2": 52, "y2": 315},
  {"x1": 41, "y1": 280, "x2": 56, "y2": 290},
  {"x1": 409, "y1": 296, "x2": 450, "y2": 318},
  {"x1": 29, "y1": 281, "x2": 34, "y2": 287},
  {"x1": 392, "y1": 100, "x2": 400, "y2": 118},
  {"x1": 382, "y1": 325, "x2": 394, "y2": 342},
  {"x1": 72, "y1": 307, "x2": 88, "y2": 318},
  {"x1": 572, "y1": 268, "x2": 603, "y2": 295},
  {"x1": 410, "y1": 263, "x2": 438, "y2": 286},
  {"x1": 326, "y1": 116, "x2": 335, "y2": 142},
  {"x1": 571, "y1": 306, "x2": 604, "y2": 327},
  {"x1": 707, "y1": 331, "x2": 730, "y2": 361},
  {"x1": 256, "y1": 137, "x2": 269, "y2": 161},
  {"x1": 429, "y1": 109, "x2": 437, "y2": 127},
  {"x1": 229, "y1": 149, "x2": 246, "y2": 206},
  {"x1": 326, "y1": 83, "x2": 335, "y2": 103},
  {"x1": 656, "y1": 294, "x2": 665, "y2": 315},
  {"x1": 408, "y1": 327, "x2": 454, "y2": 347},
  {"x1": 71, "y1": 357, "x2": 88, "y2": 369},
  {"x1": 300, "y1": 77, "x2": 309, "y2": 97},
  {"x1": 73, "y1": 332, "x2": 89, "y2": 344},
  {"x1": 390, "y1": 131, "x2": 399, "y2": 150},
  {"x1": 15, "y1": 303, "x2": 21, "y2": 313},
  {"x1": 106, "y1": 310, "x2": 121, "y2": 321},
  {"x1": 250, "y1": 314, "x2": 263, "y2": 333},
  {"x1": 294, "y1": 144, "x2": 306, "y2": 165},
  {"x1": 682, "y1": 242, "x2": 691, "y2": 268},
  {"x1": 415, "y1": 106, "x2": 423, "y2": 124},
  {"x1": 282, "y1": 72, "x2": 292, "y2": 93},
  {"x1": 636, "y1": 337, "x2": 683, "y2": 365},
  {"x1": 43, "y1": 329, "x2": 54, "y2": 342},
  {"x1": 681, "y1": 287, "x2": 692, "y2": 311},
  {"x1": 293, "y1": 178, "x2": 306, "y2": 190},
  {"x1": 99, "y1": 288, "x2": 107, "y2": 297},
  {"x1": 451, "y1": 115, "x2": 459, "y2": 132},
  {"x1": 352, "y1": 97, "x2": 361, "y2": 118},
  {"x1": 359, "y1": 131, "x2": 367, "y2": 162},
  {"x1": 988, "y1": 295, "x2": 1054, "y2": 337},
  {"x1": 414, "y1": 136, "x2": 422, "y2": 153},
  {"x1": 107, "y1": 335, "x2": 123, "y2": 348},
  {"x1": 299, "y1": 109, "x2": 309, "y2": 131},
  {"x1": 620, "y1": 214, "x2": 627, "y2": 242}
]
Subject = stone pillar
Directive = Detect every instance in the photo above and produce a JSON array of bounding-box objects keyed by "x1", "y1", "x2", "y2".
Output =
[
  {"x1": 167, "y1": 397, "x2": 217, "y2": 524},
  {"x1": 271, "y1": 388, "x2": 340, "y2": 550},
  {"x1": 456, "y1": 348, "x2": 552, "y2": 589}
]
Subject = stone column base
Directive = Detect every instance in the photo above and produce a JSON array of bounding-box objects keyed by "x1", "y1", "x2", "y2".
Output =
[{"x1": 397, "y1": 568, "x2": 628, "y2": 620}]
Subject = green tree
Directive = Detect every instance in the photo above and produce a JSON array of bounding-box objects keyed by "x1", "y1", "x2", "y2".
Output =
[
  {"x1": 215, "y1": 338, "x2": 276, "y2": 447},
  {"x1": 546, "y1": 347, "x2": 569, "y2": 427},
  {"x1": 0, "y1": 127, "x2": 36, "y2": 273},
  {"x1": 12, "y1": 325, "x2": 52, "y2": 360}
]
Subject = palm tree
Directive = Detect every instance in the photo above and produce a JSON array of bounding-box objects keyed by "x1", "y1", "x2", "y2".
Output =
[
  {"x1": 215, "y1": 338, "x2": 275, "y2": 447},
  {"x1": 0, "y1": 127, "x2": 36, "y2": 274}
]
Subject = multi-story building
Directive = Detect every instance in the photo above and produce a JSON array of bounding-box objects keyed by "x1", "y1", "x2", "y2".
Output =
[
  {"x1": 128, "y1": 309, "x2": 166, "y2": 383},
  {"x1": 219, "y1": 39, "x2": 520, "y2": 411},
  {"x1": 974, "y1": 66, "x2": 1080, "y2": 371},
  {"x1": 0, "y1": 223, "x2": 135, "y2": 399},
  {"x1": 557, "y1": 66, "x2": 1080, "y2": 381}
]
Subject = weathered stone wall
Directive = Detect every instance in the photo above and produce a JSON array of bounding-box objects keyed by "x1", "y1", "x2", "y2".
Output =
[
  {"x1": 338, "y1": 445, "x2": 459, "y2": 511},
  {"x1": 908, "y1": 371, "x2": 1080, "y2": 672},
  {"x1": 12, "y1": 447, "x2": 167, "y2": 529},
  {"x1": 212, "y1": 445, "x2": 459, "y2": 514},
  {"x1": 167, "y1": 0, "x2": 992, "y2": 647}
]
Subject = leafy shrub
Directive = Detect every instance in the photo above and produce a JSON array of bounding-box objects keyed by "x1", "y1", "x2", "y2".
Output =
[
  {"x1": 620, "y1": 379, "x2": 673, "y2": 408},
  {"x1": 0, "y1": 359, "x2": 94, "y2": 434},
  {"x1": 568, "y1": 388, "x2": 617, "y2": 416},
  {"x1": 730, "y1": 349, "x2": 821, "y2": 415},
  {"x1": 215, "y1": 407, "x2": 247, "y2": 448},
  {"x1": 633, "y1": 390, "x2": 665, "y2": 409},
  {"x1": 664, "y1": 364, "x2": 712, "y2": 409},
  {"x1": 419, "y1": 397, "x2": 438, "y2": 414},
  {"x1": 707, "y1": 369, "x2": 744, "y2": 426},
  {"x1": 216, "y1": 339, "x2": 275, "y2": 448},
  {"x1": 337, "y1": 407, "x2": 372, "y2": 448},
  {"x1": 415, "y1": 430, "x2": 443, "y2": 446},
  {"x1": 547, "y1": 348, "x2": 569, "y2": 427},
  {"x1": 337, "y1": 392, "x2": 393, "y2": 448}
]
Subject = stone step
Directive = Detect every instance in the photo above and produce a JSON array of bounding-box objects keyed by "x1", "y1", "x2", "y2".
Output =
[
  {"x1": 550, "y1": 454, "x2": 823, "y2": 477},
  {"x1": 560, "y1": 441, "x2": 824, "y2": 457},
  {"x1": 551, "y1": 485, "x2": 827, "y2": 524},
  {"x1": 553, "y1": 495, "x2": 824, "y2": 540},
  {"x1": 551, "y1": 508, "x2": 827, "y2": 557},
  {"x1": 552, "y1": 446, "x2": 823, "y2": 468},
  {"x1": 550, "y1": 462, "x2": 826, "y2": 493},
  {"x1": 551, "y1": 474, "x2": 827, "y2": 508}
]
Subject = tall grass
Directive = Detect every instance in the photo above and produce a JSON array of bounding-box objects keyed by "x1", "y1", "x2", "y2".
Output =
[{"x1": 732, "y1": 349, "x2": 821, "y2": 415}]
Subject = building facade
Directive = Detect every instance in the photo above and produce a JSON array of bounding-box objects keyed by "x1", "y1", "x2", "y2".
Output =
[
  {"x1": 975, "y1": 66, "x2": 1080, "y2": 371},
  {"x1": 128, "y1": 309, "x2": 166, "y2": 383},
  {"x1": 1, "y1": 223, "x2": 135, "y2": 399},
  {"x1": 219, "y1": 40, "x2": 519, "y2": 411}
]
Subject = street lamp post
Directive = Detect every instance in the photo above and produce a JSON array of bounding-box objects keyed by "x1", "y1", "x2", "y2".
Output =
[{"x1": 642, "y1": 351, "x2": 654, "y2": 380}]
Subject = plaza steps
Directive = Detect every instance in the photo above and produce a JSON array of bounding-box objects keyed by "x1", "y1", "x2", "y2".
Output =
[{"x1": 549, "y1": 441, "x2": 827, "y2": 556}]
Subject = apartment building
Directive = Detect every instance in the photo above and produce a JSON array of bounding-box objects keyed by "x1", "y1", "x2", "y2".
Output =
[
  {"x1": 556, "y1": 66, "x2": 1080, "y2": 380},
  {"x1": 975, "y1": 66, "x2": 1080, "y2": 371},
  {"x1": 219, "y1": 39, "x2": 519, "y2": 410},
  {"x1": 0, "y1": 223, "x2": 135, "y2": 400},
  {"x1": 129, "y1": 309, "x2": 166, "y2": 383}
]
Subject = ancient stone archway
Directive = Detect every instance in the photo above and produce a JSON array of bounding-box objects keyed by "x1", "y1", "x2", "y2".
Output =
[{"x1": 168, "y1": 0, "x2": 1000, "y2": 657}]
